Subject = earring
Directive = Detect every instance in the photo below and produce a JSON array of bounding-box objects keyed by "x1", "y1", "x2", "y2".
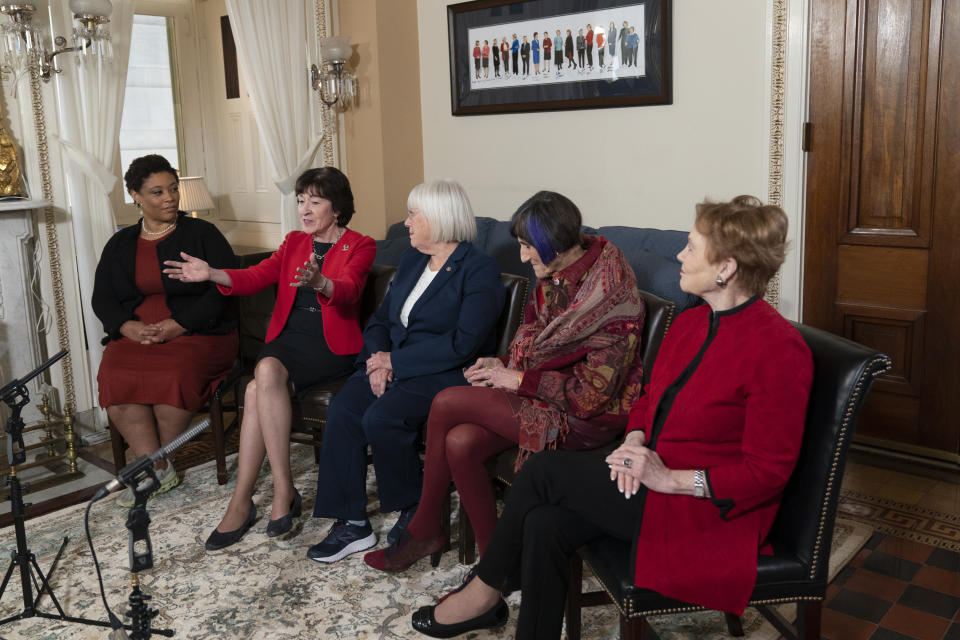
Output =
[
  {"x1": 135, "y1": 201, "x2": 142, "y2": 209},
  {"x1": 715, "y1": 275, "x2": 725, "y2": 286}
]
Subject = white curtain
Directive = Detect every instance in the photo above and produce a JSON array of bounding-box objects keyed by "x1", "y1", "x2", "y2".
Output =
[
  {"x1": 49, "y1": 1, "x2": 134, "y2": 409},
  {"x1": 225, "y1": 0, "x2": 325, "y2": 234}
]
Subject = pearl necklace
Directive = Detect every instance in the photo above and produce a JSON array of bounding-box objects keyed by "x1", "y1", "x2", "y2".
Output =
[{"x1": 141, "y1": 220, "x2": 177, "y2": 236}]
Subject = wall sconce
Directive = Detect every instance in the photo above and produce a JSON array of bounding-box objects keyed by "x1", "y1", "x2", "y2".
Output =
[
  {"x1": 0, "y1": 0, "x2": 113, "y2": 82},
  {"x1": 311, "y1": 35, "x2": 356, "y2": 110},
  {"x1": 178, "y1": 176, "x2": 215, "y2": 218}
]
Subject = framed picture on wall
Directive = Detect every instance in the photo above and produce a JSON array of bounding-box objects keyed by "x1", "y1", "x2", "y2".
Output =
[{"x1": 447, "y1": 0, "x2": 671, "y2": 115}]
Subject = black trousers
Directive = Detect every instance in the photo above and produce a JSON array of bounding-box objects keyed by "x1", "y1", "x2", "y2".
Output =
[
  {"x1": 522, "y1": 55, "x2": 529, "y2": 74},
  {"x1": 599, "y1": 48, "x2": 605, "y2": 67},
  {"x1": 512, "y1": 51, "x2": 519, "y2": 72},
  {"x1": 587, "y1": 45, "x2": 593, "y2": 67},
  {"x1": 476, "y1": 449, "x2": 641, "y2": 639},
  {"x1": 622, "y1": 43, "x2": 628, "y2": 62},
  {"x1": 577, "y1": 50, "x2": 585, "y2": 67}
]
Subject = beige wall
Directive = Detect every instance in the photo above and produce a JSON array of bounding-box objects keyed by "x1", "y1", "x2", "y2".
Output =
[
  {"x1": 416, "y1": 0, "x2": 772, "y2": 232},
  {"x1": 340, "y1": 0, "x2": 424, "y2": 239}
]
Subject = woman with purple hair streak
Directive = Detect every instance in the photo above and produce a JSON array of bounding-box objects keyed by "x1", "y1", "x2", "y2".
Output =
[{"x1": 364, "y1": 191, "x2": 647, "y2": 573}]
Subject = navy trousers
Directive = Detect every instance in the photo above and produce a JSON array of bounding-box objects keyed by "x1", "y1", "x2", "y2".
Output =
[{"x1": 313, "y1": 370, "x2": 435, "y2": 521}]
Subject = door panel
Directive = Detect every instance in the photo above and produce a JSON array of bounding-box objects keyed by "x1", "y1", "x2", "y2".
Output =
[
  {"x1": 805, "y1": 0, "x2": 958, "y2": 460},
  {"x1": 841, "y1": 0, "x2": 933, "y2": 247}
]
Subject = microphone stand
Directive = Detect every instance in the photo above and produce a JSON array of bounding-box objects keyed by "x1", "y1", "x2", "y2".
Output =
[
  {"x1": 89, "y1": 416, "x2": 211, "y2": 638},
  {"x1": 120, "y1": 469, "x2": 173, "y2": 639},
  {"x1": 0, "y1": 350, "x2": 120, "y2": 633}
]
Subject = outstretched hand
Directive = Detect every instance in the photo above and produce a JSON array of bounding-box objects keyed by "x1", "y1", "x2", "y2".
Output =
[{"x1": 163, "y1": 252, "x2": 211, "y2": 283}]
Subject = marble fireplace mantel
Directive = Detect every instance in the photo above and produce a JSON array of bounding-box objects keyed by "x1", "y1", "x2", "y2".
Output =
[{"x1": 1, "y1": 199, "x2": 53, "y2": 423}]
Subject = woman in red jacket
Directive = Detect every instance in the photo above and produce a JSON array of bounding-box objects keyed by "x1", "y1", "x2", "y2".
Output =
[
  {"x1": 409, "y1": 195, "x2": 813, "y2": 639},
  {"x1": 164, "y1": 167, "x2": 375, "y2": 550}
]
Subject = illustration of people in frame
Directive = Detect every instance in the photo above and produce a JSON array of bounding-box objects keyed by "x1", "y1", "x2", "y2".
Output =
[{"x1": 465, "y1": 5, "x2": 646, "y2": 91}]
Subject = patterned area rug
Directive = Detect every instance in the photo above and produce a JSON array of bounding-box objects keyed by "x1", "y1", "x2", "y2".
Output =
[
  {"x1": 838, "y1": 488, "x2": 960, "y2": 552},
  {"x1": 0, "y1": 447, "x2": 870, "y2": 639}
]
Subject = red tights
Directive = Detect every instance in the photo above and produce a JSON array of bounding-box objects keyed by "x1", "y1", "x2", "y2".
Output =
[{"x1": 406, "y1": 386, "x2": 521, "y2": 554}]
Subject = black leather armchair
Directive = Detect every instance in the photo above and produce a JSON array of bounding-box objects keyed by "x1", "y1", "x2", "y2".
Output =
[{"x1": 564, "y1": 324, "x2": 892, "y2": 640}]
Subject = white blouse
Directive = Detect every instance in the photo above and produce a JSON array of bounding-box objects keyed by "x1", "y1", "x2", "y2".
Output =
[{"x1": 399, "y1": 264, "x2": 440, "y2": 327}]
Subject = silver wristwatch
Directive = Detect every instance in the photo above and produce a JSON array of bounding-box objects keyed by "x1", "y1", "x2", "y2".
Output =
[{"x1": 693, "y1": 469, "x2": 706, "y2": 498}]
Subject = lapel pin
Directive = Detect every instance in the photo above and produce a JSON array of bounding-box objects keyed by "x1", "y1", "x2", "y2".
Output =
[
  {"x1": 446, "y1": 266, "x2": 452, "y2": 271},
  {"x1": 342, "y1": 244, "x2": 349, "y2": 251}
]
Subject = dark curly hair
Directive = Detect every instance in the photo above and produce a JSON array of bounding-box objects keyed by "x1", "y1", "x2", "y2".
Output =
[
  {"x1": 124, "y1": 154, "x2": 179, "y2": 194},
  {"x1": 295, "y1": 167, "x2": 355, "y2": 227}
]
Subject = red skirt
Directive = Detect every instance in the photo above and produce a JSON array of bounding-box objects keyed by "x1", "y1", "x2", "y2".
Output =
[{"x1": 98, "y1": 331, "x2": 237, "y2": 412}]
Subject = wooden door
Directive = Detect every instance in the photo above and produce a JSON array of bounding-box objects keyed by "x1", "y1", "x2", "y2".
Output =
[{"x1": 804, "y1": 0, "x2": 959, "y2": 461}]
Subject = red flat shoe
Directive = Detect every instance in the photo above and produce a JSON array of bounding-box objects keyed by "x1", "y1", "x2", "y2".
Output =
[{"x1": 364, "y1": 530, "x2": 446, "y2": 572}]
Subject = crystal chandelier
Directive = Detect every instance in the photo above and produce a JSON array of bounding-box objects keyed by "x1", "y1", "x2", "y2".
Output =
[{"x1": 0, "y1": 0, "x2": 113, "y2": 82}]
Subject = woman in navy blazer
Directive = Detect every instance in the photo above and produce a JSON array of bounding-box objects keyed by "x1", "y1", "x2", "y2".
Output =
[
  {"x1": 307, "y1": 180, "x2": 504, "y2": 564},
  {"x1": 164, "y1": 167, "x2": 375, "y2": 550}
]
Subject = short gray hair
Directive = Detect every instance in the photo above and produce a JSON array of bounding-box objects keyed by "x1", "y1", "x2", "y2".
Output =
[{"x1": 407, "y1": 180, "x2": 477, "y2": 243}]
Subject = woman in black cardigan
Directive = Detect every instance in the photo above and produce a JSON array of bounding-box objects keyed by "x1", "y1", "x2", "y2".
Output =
[{"x1": 93, "y1": 155, "x2": 238, "y2": 506}]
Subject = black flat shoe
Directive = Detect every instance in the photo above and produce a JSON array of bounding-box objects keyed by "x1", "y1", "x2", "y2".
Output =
[
  {"x1": 205, "y1": 501, "x2": 256, "y2": 551},
  {"x1": 411, "y1": 598, "x2": 508, "y2": 638},
  {"x1": 266, "y1": 489, "x2": 302, "y2": 538}
]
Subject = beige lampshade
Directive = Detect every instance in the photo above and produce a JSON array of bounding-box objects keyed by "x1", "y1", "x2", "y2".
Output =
[{"x1": 178, "y1": 176, "x2": 215, "y2": 217}]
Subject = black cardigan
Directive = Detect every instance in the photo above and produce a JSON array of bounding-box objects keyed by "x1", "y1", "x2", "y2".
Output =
[{"x1": 92, "y1": 213, "x2": 238, "y2": 345}]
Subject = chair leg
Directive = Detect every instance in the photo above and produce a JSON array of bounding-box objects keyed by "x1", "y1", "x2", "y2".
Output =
[
  {"x1": 210, "y1": 394, "x2": 227, "y2": 485},
  {"x1": 107, "y1": 417, "x2": 127, "y2": 473},
  {"x1": 439, "y1": 491, "x2": 452, "y2": 552},
  {"x1": 564, "y1": 554, "x2": 583, "y2": 640},
  {"x1": 622, "y1": 615, "x2": 659, "y2": 640},
  {"x1": 797, "y1": 601, "x2": 822, "y2": 640},
  {"x1": 724, "y1": 612, "x2": 744, "y2": 637},
  {"x1": 458, "y1": 501, "x2": 476, "y2": 565}
]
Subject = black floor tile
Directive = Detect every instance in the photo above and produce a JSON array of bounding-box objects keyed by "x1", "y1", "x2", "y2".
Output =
[
  {"x1": 897, "y1": 584, "x2": 960, "y2": 619},
  {"x1": 870, "y1": 628, "x2": 917, "y2": 640},
  {"x1": 865, "y1": 531, "x2": 886, "y2": 550},
  {"x1": 861, "y1": 551, "x2": 922, "y2": 582},
  {"x1": 832, "y1": 564, "x2": 856, "y2": 587},
  {"x1": 827, "y1": 588, "x2": 892, "y2": 623},
  {"x1": 943, "y1": 622, "x2": 960, "y2": 640},
  {"x1": 926, "y1": 548, "x2": 960, "y2": 573}
]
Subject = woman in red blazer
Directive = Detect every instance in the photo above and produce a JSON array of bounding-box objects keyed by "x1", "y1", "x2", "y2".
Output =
[
  {"x1": 409, "y1": 196, "x2": 813, "y2": 639},
  {"x1": 164, "y1": 167, "x2": 375, "y2": 550}
]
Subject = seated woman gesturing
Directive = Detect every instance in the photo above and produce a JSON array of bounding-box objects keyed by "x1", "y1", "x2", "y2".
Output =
[
  {"x1": 306, "y1": 180, "x2": 504, "y2": 564},
  {"x1": 410, "y1": 195, "x2": 814, "y2": 639},
  {"x1": 163, "y1": 167, "x2": 375, "y2": 550},
  {"x1": 364, "y1": 190, "x2": 646, "y2": 573}
]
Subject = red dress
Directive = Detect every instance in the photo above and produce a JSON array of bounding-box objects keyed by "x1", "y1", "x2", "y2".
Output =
[{"x1": 98, "y1": 236, "x2": 238, "y2": 411}]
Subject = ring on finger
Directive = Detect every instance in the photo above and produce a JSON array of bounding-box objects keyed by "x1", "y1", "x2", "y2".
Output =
[{"x1": 622, "y1": 458, "x2": 632, "y2": 468}]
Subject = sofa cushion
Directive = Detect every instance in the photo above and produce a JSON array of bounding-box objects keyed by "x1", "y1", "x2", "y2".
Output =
[{"x1": 599, "y1": 226, "x2": 701, "y2": 311}]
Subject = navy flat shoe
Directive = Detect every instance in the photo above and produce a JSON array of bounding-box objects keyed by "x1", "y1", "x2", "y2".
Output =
[
  {"x1": 266, "y1": 489, "x2": 302, "y2": 538},
  {"x1": 205, "y1": 501, "x2": 256, "y2": 551},
  {"x1": 411, "y1": 598, "x2": 508, "y2": 638}
]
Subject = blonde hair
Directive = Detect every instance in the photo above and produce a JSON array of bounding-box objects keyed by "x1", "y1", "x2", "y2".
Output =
[{"x1": 407, "y1": 180, "x2": 477, "y2": 243}]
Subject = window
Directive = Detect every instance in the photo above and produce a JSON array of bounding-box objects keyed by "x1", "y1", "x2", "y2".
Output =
[{"x1": 118, "y1": 15, "x2": 181, "y2": 202}]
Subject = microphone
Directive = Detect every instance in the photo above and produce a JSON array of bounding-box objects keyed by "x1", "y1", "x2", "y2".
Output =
[{"x1": 94, "y1": 416, "x2": 212, "y2": 500}]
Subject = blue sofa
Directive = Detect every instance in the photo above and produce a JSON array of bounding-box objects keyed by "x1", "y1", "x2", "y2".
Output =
[{"x1": 375, "y1": 216, "x2": 701, "y2": 312}]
